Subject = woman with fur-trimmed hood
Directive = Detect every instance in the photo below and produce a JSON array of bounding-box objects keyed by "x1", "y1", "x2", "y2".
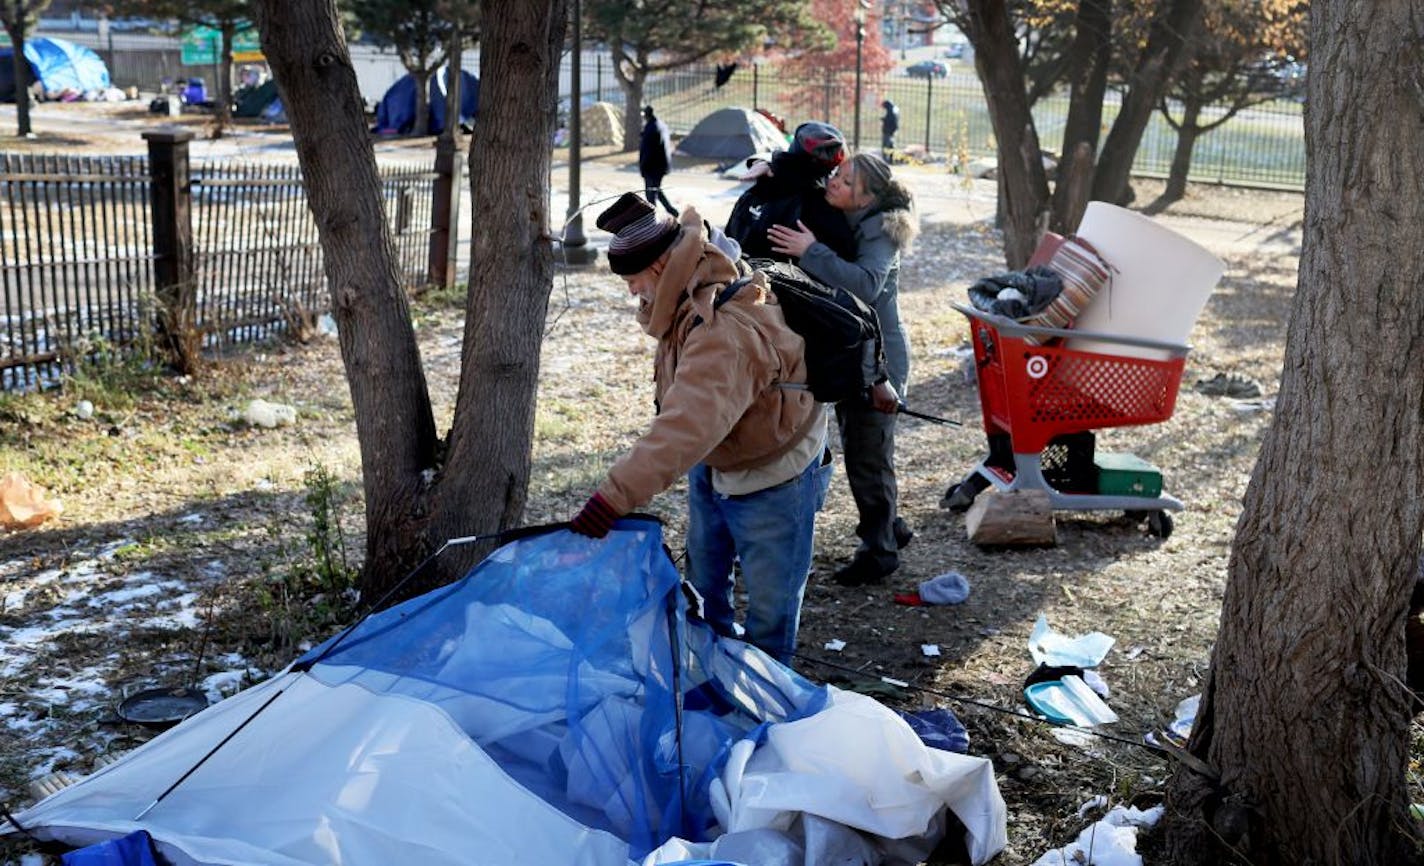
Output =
[{"x1": 768, "y1": 152, "x2": 921, "y2": 588}]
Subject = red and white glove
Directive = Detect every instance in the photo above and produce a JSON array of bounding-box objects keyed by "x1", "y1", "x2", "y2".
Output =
[{"x1": 570, "y1": 493, "x2": 619, "y2": 538}]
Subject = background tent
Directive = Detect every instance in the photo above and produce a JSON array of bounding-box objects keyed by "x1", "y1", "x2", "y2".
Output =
[
  {"x1": 373, "y1": 67, "x2": 479, "y2": 135},
  {"x1": 0, "y1": 37, "x2": 110, "y2": 100},
  {"x1": 675, "y1": 107, "x2": 788, "y2": 161},
  {"x1": 234, "y1": 80, "x2": 285, "y2": 122},
  {"x1": 4, "y1": 521, "x2": 1007, "y2": 866}
]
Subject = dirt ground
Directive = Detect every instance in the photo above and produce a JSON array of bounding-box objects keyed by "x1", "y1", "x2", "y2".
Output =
[{"x1": 0, "y1": 111, "x2": 1307, "y2": 864}]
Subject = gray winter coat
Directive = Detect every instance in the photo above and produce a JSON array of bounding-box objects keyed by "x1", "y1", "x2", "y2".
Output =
[{"x1": 798, "y1": 206, "x2": 916, "y2": 396}]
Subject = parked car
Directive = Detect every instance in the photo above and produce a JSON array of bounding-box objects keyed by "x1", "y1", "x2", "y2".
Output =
[
  {"x1": 942, "y1": 43, "x2": 968, "y2": 59},
  {"x1": 906, "y1": 60, "x2": 948, "y2": 79}
]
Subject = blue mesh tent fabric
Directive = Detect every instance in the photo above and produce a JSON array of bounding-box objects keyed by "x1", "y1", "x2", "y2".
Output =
[
  {"x1": 5, "y1": 519, "x2": 1007, "y2": 865},
  {"x1": 373, "y1": 67, "x2": 479, "y2": 135},
  {"x1": 294, "y1": 518, "x2": 825, "y2": 854},
  {"x1": 0, "y1": 37, "x2": 110, "y2": 99}
]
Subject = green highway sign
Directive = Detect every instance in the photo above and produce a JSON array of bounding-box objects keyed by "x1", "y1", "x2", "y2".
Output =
[{"x1": 181, "y1": 25, "x2": 263, "y2": 65}]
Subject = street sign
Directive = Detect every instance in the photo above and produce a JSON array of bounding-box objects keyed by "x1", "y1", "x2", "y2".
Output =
[
  {"x1": 180, "y1": 27, "x2": 219, "y2": 65},
  {"x1": 232, "y1": 29, "x2": 263, "y2": 63},
  {"x1": 180, "y1": 25, "x2": 264, "y2": 66}
]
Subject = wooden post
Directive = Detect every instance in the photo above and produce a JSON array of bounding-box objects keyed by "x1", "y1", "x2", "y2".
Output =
[
  {"x1": 429, "y1": 33, "x2": 464, "y2": 290},
  {"x1": 143, "y1": 127, "x2": 198, "y2": 372}
]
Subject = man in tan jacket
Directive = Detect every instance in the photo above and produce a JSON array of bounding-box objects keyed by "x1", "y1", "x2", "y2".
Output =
[{"x1": 571, "y1": 193, "x2": 833, "y2": 664}]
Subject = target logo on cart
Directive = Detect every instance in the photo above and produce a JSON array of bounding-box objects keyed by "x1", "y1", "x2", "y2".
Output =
[{"x1": 1025, "y1": 355, "x2": 1050, "y2": 379}]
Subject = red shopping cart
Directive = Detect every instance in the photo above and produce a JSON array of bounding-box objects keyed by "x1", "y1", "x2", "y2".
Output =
[{"x1": 944, "y1": 302, "x2": 1189, "y2": 537}]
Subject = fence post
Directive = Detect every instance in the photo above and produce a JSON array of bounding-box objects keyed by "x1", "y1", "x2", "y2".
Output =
[
  {"x1": 924, "y1": 73, "x2": 933, "y2": 155},
  {"x1": 429, "y1": 136, "x2": 463, "y2": 289},
  {"x1": 143, "y1": 128, "x2": 199, "y2": 373}
]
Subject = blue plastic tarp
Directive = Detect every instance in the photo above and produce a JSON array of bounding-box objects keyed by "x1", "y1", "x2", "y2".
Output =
[
  {"x1": 2, "y1": 37, "x2": 111, "y2": 97},
  {"x1": 373, "y1": 67, "x2": 479, "y2": 135},
  {"x1": 61, "y1": 829, "x2": 159, "y2": 866}
]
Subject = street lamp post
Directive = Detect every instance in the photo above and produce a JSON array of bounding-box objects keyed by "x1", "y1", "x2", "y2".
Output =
[
  {"x1": 563, "y1": 0, "x2": 597, "y2": 265},
  {"x1": 853, "y1": 7, "x2": 865, "y2": 151}
]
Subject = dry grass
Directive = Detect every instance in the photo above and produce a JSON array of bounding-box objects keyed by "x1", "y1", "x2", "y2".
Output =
[{"x1": 0, "y1": 173, "x2": 1306, "y2": 863}]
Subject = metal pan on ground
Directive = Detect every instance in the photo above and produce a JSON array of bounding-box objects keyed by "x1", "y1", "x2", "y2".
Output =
[{"x1": 116, "y1": 687, "x2": 211, "y2": 730}]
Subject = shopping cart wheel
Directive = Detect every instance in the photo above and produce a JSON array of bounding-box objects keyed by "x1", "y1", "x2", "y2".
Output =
[
  {"x1": 941, "y1": 475, "x2": 990, "y2": 512},
  {"x1": 1145, "y1": 510, "x2": 1174, "y2": 539}
]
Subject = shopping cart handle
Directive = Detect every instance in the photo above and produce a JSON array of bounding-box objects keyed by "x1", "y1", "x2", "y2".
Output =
[{"x1": 952, "y1": 303, "x2": 1190, "y2": 356}]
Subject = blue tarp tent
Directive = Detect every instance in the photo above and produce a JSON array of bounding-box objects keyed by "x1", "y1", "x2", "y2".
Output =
[
  {"x1": 0, "y1": 36, "x2": 110, "y2": 101},
  {"x1": 3, "y1": 520, "x2": 1007, "y2": 865},
  {"x1": 373, "y1": 67, "x2": 479, "y2": 135}
]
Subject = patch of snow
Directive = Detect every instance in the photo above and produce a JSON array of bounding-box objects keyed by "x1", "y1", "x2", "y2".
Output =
[{"x1": 97, "y1": 539, "x2": 139, "y2": 560}]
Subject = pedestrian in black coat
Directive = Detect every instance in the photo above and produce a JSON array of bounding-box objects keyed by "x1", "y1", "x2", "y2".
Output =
[
  {"x1": 881, "y1": 100, "x2": 900, "y2": 161},
  {"x1": 638, "y1": 106, "x2": 678, "y2": 216}
]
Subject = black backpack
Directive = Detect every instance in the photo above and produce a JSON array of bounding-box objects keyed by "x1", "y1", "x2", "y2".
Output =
[{"x1": 703, "y1": 258, "x2": 885, "y2": 404}]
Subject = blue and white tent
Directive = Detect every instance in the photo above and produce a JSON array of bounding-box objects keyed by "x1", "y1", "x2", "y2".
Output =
[
  {"x1": 0, "y1": 37, "x2": 110, "y2": 100},
  {"x1": 373, "y1": 67, "x2": 479, "y2": 136},
  {"x1": 3, "y1": 520, "x2": 1006, "y2": 865}
]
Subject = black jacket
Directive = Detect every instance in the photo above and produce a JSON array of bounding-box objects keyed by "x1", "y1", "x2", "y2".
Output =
[
  {"x1": 724, "y1": 150, "x2": 858, "y2": 263},
  {"x1": 639, "y1": 117, "x2": 672, "y2": 180}
]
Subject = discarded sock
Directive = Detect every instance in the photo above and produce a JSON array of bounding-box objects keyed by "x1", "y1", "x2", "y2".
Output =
[{"x1": 918, "y1": 571, "x2": 970, "y2": 604}]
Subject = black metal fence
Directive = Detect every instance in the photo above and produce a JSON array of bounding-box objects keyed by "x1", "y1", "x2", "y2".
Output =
[
  {"x1": 0, "y1": 153, "x2": 155, "y2": 391},
  {"x1": 1, "y1": 147, "x2": 436, "y2": 391},
  {"x1": 572, "y1": 57, "x2": 1307, "y2": 190}
]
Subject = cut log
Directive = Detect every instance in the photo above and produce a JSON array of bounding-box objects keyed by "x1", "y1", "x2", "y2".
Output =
[{"x1": 965, "y1": 489, "x2": 1057, "y2": 547}]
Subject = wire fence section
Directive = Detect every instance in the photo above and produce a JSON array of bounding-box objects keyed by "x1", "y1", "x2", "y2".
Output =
[
  {"x1": 2, "y1": 153, "x2": 438, "y2": 391},
  {"x1": 576, "y1": 57, "x2": 1306, "y2": 190},
  {"x1": 1, "y1": 152, "x2": 155, "y2": 391}
]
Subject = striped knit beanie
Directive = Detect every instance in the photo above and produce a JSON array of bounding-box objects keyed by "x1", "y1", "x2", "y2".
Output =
[{"x1": 596, "y1": 192, "x2": 680, "y2": 275}]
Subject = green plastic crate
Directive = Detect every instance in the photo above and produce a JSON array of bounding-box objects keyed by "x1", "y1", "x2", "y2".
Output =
[{"x1": 1094, "y1": 452, "x2": 1163, "y2": 498}]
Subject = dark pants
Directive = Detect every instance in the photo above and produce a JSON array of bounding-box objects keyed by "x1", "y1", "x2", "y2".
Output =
[
  {"x1": 835, "y1": 401, "x2": 900, "y2": 569},
  {"x1": 642, "y1": 176, "x2": 678, "y2": 216}
]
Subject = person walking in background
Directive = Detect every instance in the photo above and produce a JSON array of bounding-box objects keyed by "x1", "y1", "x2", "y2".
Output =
[
  {"x1": 768, "y1": 153, "x2": 919, "y2": 587},
  {"x1": 639, "y1": 106, "x2": 678, "y2": 217},
  {"x1": 880, "y1": 100, "x2": 900, "y2": 161},
  {"x1": 570, "y1": 193, "x2": 832, "y2": 664}
]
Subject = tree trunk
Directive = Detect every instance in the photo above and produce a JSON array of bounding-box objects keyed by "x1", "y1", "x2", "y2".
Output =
[
  {"x1": 964, "y1": 0, "x2": 1048, "y2": 268},
  {"x1": 252, "y1": 0, "x2": 440, "y2": 601},
  {"x1": 1049, "y1": 0, "x2": 1111, "y2": 234},
  {"x1": 413, "y1": 70, "x2": 431, "y2": 137},
  {"x1": 613, "y1": 55, "x2": 647, "y2": 153},
  {"x1": 1160, "y1": 99, "x2": 1201, "y2": 207},
  {"x1": 1164, "y1": 2, "x2": 1424, "y2": 863},
  {"x1": 10, "y1": 25, "x2": 32, "y2": 137},
  {"x1": 215, "y1": 21, "x2": 235, "y2": 136},
  {"x1": 428, "y1": 0, "x2": 568, "y2": 584},
  {"x1": 1091, "y1": 0, "x2": 1203, "y2": 206}
]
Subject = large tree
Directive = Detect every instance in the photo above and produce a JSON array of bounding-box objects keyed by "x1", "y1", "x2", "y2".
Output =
[
  {"x1": 253, "y1": 0, "x2": 566, "y2": 599},
  {"x1": 584, "y1": 0, "x2": 822, "y2": 149},
  {"x1": 1163, "y1": 1, "x2": 1424, "y2": 863},
  {"x1": 937, "y1": 0, "x2": 1205, "y2": 266},
  {"x1": 347, "y1": 0, "x2": 479, "y2": 137},
  {"x1": 0, "y1": 0, "x2": 54, "y2": 136},
  {"x1": 1147, "y1": 0, "x2": 1306, "y2": 210}
]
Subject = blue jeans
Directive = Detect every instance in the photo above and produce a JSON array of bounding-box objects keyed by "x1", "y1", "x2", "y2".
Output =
[{"x1": 686, "y1": 452, "x2": 833, "y2": 665}]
